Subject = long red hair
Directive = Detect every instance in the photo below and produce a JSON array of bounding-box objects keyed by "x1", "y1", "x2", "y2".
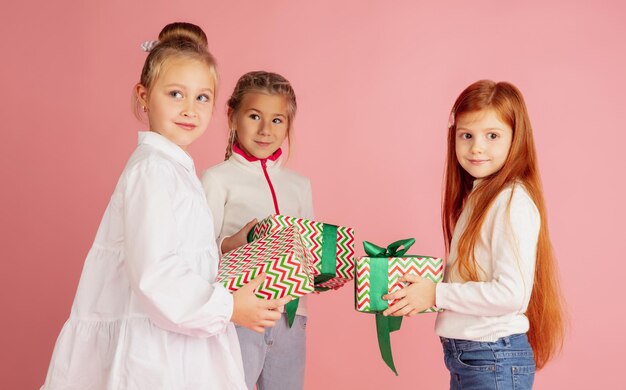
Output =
[{"x1": 442, "y1": 80, "x2": 565, "y2": 369}]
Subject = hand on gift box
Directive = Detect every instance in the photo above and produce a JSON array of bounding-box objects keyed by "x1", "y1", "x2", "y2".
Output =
[
  {"x1": 231, "y1": 273, "x2": 293, "y2": 333},
  {"x1": 382, "y1": 274, "x2": 436, "y2": 317},
  {"x1": 221, "y1": 219, "x2": 257, "y2": 254}
]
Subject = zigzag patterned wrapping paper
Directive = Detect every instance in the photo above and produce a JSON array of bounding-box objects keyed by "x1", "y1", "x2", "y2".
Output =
[
  {"x1": 218, "y1": 225, "x2": 315, "y2": 299},
  {"x1": 249, "y1": 214, "x2": 355, "y2": 290},
  {"x1": 355, "y1": 256, "x2": 444, "y2": 313}
]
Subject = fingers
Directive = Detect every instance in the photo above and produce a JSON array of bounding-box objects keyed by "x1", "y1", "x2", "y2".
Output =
[
  {"x1": 260, "y1": 308, "x2": 282, "y2": 322},
  {"x1": 242, "y1": 219, "x2": 258, "y2": 234},
  {"x1": 251, "y1": 318, "x2": 279, "y2": 333},
  {"x1": 383, "y1": 297, "x2": 408, "y2": 316},
  {"x1": 243, "y1": 273, "x2": 266, "y2": 291},
  {"x1": 264, "y1": 296, "x2": 292, "y2": 310},
  {"x1": 391, "y1": 303, "x2": 414, "y2": 317},
  {"x1": 401, "y1": 274, "x2": 424, "y2": 283},
  {"x1": 249, "y1": 308, "x2": 284, "y2": 332},
  {"x1": 258, "y1": 319, "x2": 279, "y2": 328},
  {"x1": 382, "y1": 289, "x2": 407, "y2": 301}
]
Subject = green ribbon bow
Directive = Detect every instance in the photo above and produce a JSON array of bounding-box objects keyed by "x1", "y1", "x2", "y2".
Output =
[{"x1": 363, "y1": 238, "x2": 416, "y2": 375}]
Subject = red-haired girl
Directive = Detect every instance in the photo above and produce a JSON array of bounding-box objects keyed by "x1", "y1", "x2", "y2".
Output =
[{"x1": 383, "y1": 80, "x2": 565, "y2": 389}]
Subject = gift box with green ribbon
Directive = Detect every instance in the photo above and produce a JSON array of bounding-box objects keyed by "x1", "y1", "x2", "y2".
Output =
[
  {"x1": 354, "y1": 238, "x2": 444, "y2": 375},
  {"x1": 218, "y1": 225, "x2": 315, "y2": 300},
  {"x1": 248, "y1": 214, "x2": 355, "y2": 290}
]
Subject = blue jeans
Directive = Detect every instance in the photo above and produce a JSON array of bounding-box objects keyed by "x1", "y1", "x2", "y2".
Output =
[
  {"x1": 441, "y1": 333, "x2": 535, "y2": 390},
  {"x1": 235, "y1": 314, "x2": 306, "y2": 390}
]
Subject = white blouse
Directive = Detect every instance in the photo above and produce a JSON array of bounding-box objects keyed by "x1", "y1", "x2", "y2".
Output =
[
  {"x1": 435, "y1": 183, "x2": 540, "y2": 342},
  {"x1": 41, "y1": 132, "x2": 246, "y2": 390}
]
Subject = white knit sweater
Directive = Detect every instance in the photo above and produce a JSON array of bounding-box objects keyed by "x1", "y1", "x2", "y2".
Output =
[
  {"x1": 201, "y1": 150, "x2": 314, "y2": 316},
  {"x1": 435, "y1": 183, "x2": 540, "y2": 341}
]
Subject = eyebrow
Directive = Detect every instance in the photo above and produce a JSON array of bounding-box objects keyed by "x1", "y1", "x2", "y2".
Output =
[
  {"x1": 456, "y1": 127, "x2": 505, "y2": 132},
  {"x1": 247, "y1": 108, "x2": 287, "y2": 118},
  {"x1": 163, "y1": 84, "x2": 214, "y2": 94}
]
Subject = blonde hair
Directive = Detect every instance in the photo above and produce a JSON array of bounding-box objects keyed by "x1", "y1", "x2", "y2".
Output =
[
  {"x1": 134, "y1": 22, "x2": 218, "y2": 120},
  {"x1": 224, "y1": 71, "x2": 297, "y2": 160},
  {"x1": 443, "y1": 80, "x2": 565, "y2": 370}
]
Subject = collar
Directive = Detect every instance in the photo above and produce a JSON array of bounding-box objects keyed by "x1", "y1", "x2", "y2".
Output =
[
  {"x1": 233, "y1": 143, "x2": 282, "y2": 162},
  {"x1": 138, "y1": 131, "x2": 195, "y2": 172},
  {"x1": 230, "y1": 143, "x2": 283, "y2": 169}
]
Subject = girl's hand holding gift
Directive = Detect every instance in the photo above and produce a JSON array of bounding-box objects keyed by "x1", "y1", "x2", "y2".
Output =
[
  {"x1": 382, "y1": 274, "x2": 436, "y2": 317},
  {"x1": 221, "y1": 219, "x2": 257, "y2": 253},
  {"x1": 231, "y1": 273, "x2": 293, "y2": 333}
]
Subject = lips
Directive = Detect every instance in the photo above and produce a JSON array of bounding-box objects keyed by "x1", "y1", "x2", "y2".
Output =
[
  {"x1": 175, "y1": 122, "x2": 197, "y2": 131},
  {"x1": 254, "y1": 141, "x2": 273, "y2": 147},
  {"x1": 468, "y1": 159, "x2": 488, "y2": 165}
]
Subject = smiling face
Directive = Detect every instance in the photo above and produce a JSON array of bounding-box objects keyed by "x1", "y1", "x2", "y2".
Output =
[
  {"x1": 229, "y1": 92, "x2": 289, "y2": 159},
  {"x1": 455, "y1": 108, "x2": 513, "y2": 179},
  {"x1": 135, "y1": 58, "x2": 215, "y2": 150}
]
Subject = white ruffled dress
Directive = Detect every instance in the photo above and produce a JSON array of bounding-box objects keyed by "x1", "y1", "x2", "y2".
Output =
[{"x1": 41, "y1": 132, "x2": 246, "y2": 390}]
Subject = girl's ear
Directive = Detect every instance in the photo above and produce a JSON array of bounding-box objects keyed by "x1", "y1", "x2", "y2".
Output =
[
  {"x1": 135, "y1": 83, "x2": 149, "y2": 108},
  {"x1": 227, "y1": 107, "x2": 236, "y2": 130}
]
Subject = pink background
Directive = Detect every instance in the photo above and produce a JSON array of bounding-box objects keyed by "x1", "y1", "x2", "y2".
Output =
[{"x1": 2, "y1": 1, "x2": 625, "y2": 388}]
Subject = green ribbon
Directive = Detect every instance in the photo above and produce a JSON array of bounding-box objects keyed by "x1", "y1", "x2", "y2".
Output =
[
  {"x1": 285, "y1": 298, "x2": 299, "y2": 327},
  {"x1": 363, "y1": 238, "x2": 416, "y2": 375},
  {"x1": 246, "y1": 227, "x2": 256, "y2": 243},
  {"x1": 314, "y1": 224, "x2": 338, "y2": 285},
  {"x1": 376, "y1": 314, "x2": 403, "y2": 375}
]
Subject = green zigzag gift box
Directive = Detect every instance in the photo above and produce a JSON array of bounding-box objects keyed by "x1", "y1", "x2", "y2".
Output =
[
  {"x1": 248, "y1": 214, "x2": 355, "y2": 290},
  {"x1": 218, "y1": 225, "x2": 315, "y2": 299},
  {"x1": 355, "y1": 238, "x2": 444, "y2": 375}
]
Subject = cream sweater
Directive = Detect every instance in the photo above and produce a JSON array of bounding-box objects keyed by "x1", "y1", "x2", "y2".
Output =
[
  {"x1": 201, "y1": 150, "x2": 314, "y2": 316},
  {"x1": 435, "y1": 183, "x2": 540, "y2": 341}
]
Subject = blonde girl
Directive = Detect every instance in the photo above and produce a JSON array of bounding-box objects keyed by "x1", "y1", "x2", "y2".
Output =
[
  {"x1": 41, "y1": 23, "x2": 288, "y2": 390},
  {"x1": 202, "y1": 71, "x2": 312, "y2": 390}
]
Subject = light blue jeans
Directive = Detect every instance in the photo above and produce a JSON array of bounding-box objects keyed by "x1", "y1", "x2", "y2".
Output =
[
  {"x1": 235, "y1": 314, "x2": 307, "y2": 390},
  {"x1": 441, "y1": 333, "x2": 535, "y2": 389}
]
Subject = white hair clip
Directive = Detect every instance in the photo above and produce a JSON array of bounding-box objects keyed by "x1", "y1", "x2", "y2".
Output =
[
  {"x1": 448, "y1": 111, "x2": 455, "y2": 129},
  {"x1": 141, "y1": 40, "x2": 159, "y2": 52}
]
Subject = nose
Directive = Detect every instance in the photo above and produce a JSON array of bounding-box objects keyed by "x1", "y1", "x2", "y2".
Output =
[
  {"x1": 470, "y1": 138, "x2": 484, "y2": 154},
  {"x1": 181, "y1": 99, "x2": 197, "y2": 118},
  {"x1": 258, "y1": 119, "x2": 271, "y2": 135}
]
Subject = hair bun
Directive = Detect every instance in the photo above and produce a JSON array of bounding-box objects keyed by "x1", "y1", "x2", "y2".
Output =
[{"x1": 158, "y1": 22, "x2": 208, "y2": 49}]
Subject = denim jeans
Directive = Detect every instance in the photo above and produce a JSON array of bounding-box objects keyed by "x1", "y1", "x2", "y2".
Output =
[
  {"x1": 235, "y1": 314, "x2": 307, "y2": 390},
  {"x1": 441, "y1": 333, "x2": 535, "y2": 390}
]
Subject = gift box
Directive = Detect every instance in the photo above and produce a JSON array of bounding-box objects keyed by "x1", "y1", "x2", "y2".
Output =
[
  {"x1": 218, "y1": 225, "x2": 315, "y2": 300},
  {"x1": 248, "y1": 214, "x2": 355, "y2": 290},
  {"x1": 354, "y1": 239, "x2": 444, "y2": 375}
]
